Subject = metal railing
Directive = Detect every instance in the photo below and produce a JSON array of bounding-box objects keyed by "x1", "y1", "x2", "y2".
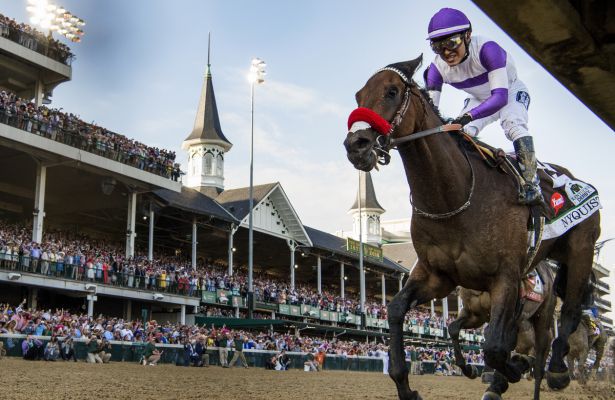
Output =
[
  {"x1": 0, "y1": 256, "x2": 199, "y2": 298},
  {"x1": 0, "y1": 22, "x2": 74, "y2": 66},
  {"x1": 0, "y1": 108, "x2": 183, "y2": 181}
]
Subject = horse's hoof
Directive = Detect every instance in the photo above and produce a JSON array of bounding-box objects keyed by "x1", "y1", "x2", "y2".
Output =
[
  {"x1": 409, "y1": 390, "x2": 423, "y2": 400},
  {"x1": 463, "y1": 365, "x2": 479, "y2": 379},
  {"x1": 481, "y1": 371, "x2": 494, "y2": 384},
  {"x1": 546, "y1": 370, "x2": 571, "y2": 391},
  {"x1": 481, "y1": 391, "x2": 502, "y2": 400},
  {"x1": 511, "y1": 354, "x2": 531, "y2": 374}
]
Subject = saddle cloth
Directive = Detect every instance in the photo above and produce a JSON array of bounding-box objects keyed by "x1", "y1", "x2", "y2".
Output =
[
  {"x1": 520, "y1": 270, "x2": 543, "y2": 303},
  {"x1": 465, "y1": 137, "x2": 601, "y2": 241},
  {"x1": 536, "y1": 162, "x2": 601, "y2": 240}
]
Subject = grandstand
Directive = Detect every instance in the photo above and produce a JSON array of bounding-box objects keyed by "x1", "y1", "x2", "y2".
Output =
[{"x1": 0, "y1": 13, "x2": 483, "y2": 348}]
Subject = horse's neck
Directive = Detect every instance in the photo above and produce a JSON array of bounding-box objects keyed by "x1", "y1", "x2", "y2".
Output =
[{"x1": 398, "y1": 93, "x2": 472, "y2": 213}]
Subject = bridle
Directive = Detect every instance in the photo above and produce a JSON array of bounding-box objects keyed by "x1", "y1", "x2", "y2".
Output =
[{"x1": 356, "y1": 67, "x2": 475, "y2": 220}]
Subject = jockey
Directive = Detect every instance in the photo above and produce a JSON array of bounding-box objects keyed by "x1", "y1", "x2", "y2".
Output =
[{"x1": 424, "y1": 8, "x2": 543, "y2": 205}]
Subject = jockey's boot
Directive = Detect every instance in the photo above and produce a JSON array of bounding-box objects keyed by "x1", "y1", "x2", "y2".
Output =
[{"x1": 513, "y1": 136, "x2": 543, "y2": 205}]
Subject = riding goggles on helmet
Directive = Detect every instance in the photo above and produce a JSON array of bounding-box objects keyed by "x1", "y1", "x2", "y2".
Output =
[{"x1": 430, "y1": 34, "x2": 463, "y2": 54}]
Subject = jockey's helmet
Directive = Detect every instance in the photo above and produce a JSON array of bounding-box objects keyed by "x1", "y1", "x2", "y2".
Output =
[{"x1": 427, "y1": 8, "x2": 471, "y2": 40}]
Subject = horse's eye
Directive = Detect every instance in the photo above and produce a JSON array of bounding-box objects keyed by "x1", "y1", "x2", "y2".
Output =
[{"x1": 385, "y1": 87, "x2": 398, "y2": 99}]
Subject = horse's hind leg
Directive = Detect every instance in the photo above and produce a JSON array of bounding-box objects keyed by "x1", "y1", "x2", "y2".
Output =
[
  {"x1": 531, "y1": 295, "x2": 556, "y2": 400},
  {"x1": 387, "y1": 261, "x2": 454, "y2": 400},
  {"x1": 547, "y1": 217, "x2": 599, "y2": 390},
  {"x1": 482, "y1": 371, "x2": 510, "y2": 400},
  {"x1": 448, "y1": 307, "x2": 483, "y2": 379}
]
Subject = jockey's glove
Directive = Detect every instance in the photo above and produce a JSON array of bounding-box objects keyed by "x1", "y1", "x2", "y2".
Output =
[{"x1": 452, "y1": 113, "x2": 473, "y2": 127}]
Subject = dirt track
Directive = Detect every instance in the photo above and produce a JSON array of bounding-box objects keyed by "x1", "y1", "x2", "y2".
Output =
[{"x1": 0, "y1": 358, "x2": 612, "y2": 400}]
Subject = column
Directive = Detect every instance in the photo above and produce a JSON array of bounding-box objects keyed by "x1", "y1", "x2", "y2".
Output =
[
  {"x1": 430, "y1": 299, "x2": 435, "y2": 316},
  {"x1": 289, "y1": 243, "x2": 296, "y2": 290},
  {"x1": 32, "y1": 163, "x2": 47, "y2": 244},
  {"x1": 87, "y1": 296, "x2": 95, "y2": 317},
  {"x1": 442, "y1": 297, "x2": 449, "y2": 324},
  {"x1": 227, "y1": 225, "x2": 236, "y2": 276},
  {"x1": 457, "y1": 295, "x2": 463, "y2": 313},
  {"x1": 317, "y1": 256, "x2": 322, "y2": 294},
  {"x1": 340, "y1": 262, "x2": 345, "y2": 299},
  {"x1": 34, "y1": 77, "x2": 44, "y2": 107},
  {"x1": 148, "y1": 206, "x2": 154, "y2": 261},
  {"x1": 125, "y1": 192, "x2": 137, "y2": 258},
  {"x1": 191, "y1": 218, "x2": 197, "y2": 269},
  {"x1": 28, "y1": 287, "x2": 39, "y2": 310},
  {"x1": 125, "y1": 299, "x2": 132, "y2": 321},
  {"x1": 381, "y1": 274, "x2": 386, "y2": 306},
  {"x1": 180, "y1": 305, "x2": 186, "y2": 325}
]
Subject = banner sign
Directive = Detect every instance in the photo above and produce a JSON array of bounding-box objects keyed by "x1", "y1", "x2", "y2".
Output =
[{"x1": 346, "y1": 237, "x2": 383, "y2": 262}]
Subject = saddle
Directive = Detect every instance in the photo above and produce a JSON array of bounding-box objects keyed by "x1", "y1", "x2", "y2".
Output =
[{"x1": 460, "y1": 134, "x2": 601, "y2": 239}]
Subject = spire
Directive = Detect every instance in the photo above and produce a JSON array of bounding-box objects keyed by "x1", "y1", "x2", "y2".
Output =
[
  {"x1": 182, "y1": 33, "x2": 232, "y2": 151},
  {"x1": 350, "y1": 171, "x2": 385, "y2": 212}
]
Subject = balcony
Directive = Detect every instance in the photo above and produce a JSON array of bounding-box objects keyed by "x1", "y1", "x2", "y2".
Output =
[
  {"x1": 592, "y1": 279, "x2": 610, "y2": 294},
  {"x1": 0, "y1": 20, "x2": 74, "y2": 66},
  {"x1": 595, "y1": 297, "x2": 612, "y2": 311}
]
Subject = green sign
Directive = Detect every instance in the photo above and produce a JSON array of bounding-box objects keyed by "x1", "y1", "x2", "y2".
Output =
[
  {"x1": 290, "y1": 305, "x2": 301, "y2": 316},
  {"x1": 279, "y1": 304, "x2": 291, "y2": 315},
  {"x1": 202, "y1": 291, "x2": 216, "y2": 304},
  {"x1": 231, "y1": 296, "x2": 244, "y2": 308},
  {"x1": 330, "y1": 311, "x2": 338, "y2": 322},
  {"x1": 321, "y1": 310, "x2": 330, "y2": 320},
  {"x1": 346, "y1": 237, "x2": 383, "y2": 262}
]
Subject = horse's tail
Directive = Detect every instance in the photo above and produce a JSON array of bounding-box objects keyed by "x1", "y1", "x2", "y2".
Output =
[{"x1": 553, "y1": 263, "x2": 595, "y2": 307}]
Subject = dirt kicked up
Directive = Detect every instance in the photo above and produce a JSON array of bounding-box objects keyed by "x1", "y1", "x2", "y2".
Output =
[{"x1": 0, "y1": 358, "x2": 612, "y2": 400}]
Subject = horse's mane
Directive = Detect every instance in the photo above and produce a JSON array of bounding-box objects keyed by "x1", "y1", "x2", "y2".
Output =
[
  {"x1": 383, "y1": 61, "x2": 446, "y2": 124},
  {"x1": 416, "y1": 84, "x2": 446, "y2": 124}
]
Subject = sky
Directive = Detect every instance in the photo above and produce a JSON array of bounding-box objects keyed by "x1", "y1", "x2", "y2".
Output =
[{"x1": 2, "y1": 1, "x2": 614, "y2": 313}]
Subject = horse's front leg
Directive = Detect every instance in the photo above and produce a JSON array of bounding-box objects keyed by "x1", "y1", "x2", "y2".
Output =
[
  {"x1": 448, "y1": 308, "x2": 482, "y2": 379},
  {"x1": 388, "y1": 261, "x2": 454, "y2": 400}
]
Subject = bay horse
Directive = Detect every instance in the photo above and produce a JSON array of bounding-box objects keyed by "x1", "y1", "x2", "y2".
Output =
[
  {"x1": 566, "y1": 316, "x2": 608, "y2": 384},
  {"x1": 343, "y1": 56, "x2": 601, "y2": 400},
  {"x1": 449, "y1": 259, "x2": 556, "y2": 399}
]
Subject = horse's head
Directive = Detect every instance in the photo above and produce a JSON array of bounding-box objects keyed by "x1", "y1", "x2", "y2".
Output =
[{"x1": 343, "y1": 55, "x2": 424, "y2": 171}]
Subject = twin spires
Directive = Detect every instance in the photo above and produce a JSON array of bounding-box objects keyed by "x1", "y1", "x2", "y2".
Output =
[
  {"x1": 182, "y1": 36, "x2": 231, "y2": 196},
  {"x1": 349, "y1": 171, "x2": 385, "y2": 246}
]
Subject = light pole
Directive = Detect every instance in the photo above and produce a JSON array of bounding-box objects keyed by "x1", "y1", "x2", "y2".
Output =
[
  {"x1": 358, "y1": 172, "x2": 366, "y2": 328},
  {"x1": 247, "y1": 58, "x2": 266, "y2": 319}
]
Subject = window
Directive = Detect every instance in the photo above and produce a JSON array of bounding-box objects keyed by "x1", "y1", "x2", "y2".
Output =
[
  {"x1": 203, "y1": 153, "x2": 214, "y2": 175},
  {"x1": 216, "y1": 153, "x2": 224, "y2": 176}
]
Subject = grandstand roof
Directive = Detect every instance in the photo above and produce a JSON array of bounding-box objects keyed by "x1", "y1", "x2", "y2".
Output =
[
  {"x1": 472, "y1": 0, "x2": 615, "y2": 130},
  {"x1": 182, "y1": 64, "x2": 232, "y2": 151},
  {"x1": 304, "y1": 226, "x2": 407, "y2": 274},
  {"x1": 153, "y1": 186, "x2": 237, "y2": 223},
  {"x1": 217, "y1": 182, "x2": 312, "y2": 246},
  {"x1": 215, "y1": 182, "x2": 278, "y2": 220}
]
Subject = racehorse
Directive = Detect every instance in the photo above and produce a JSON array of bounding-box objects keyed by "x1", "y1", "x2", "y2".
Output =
[
  {"x1": 566, "y1": 315, "x2": 608, "y2": 384},
  {"x1": 343, "y1": 56, "x2": 601, "y2": 400},
  {"x1": 448, "y1": 260, "x2": 556, "y2": 399}
]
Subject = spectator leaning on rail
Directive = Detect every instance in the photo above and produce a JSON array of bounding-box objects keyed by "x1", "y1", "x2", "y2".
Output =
[
  {"x1": 21, "y1": 335, "x2": 44, "y2": 360},
  {"x1": 142, "y1": 336, "x2": 161, "y2": 366}
]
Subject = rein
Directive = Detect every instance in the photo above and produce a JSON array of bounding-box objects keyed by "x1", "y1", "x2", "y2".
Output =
[{"x1": 358, "y1": 68, "x2": 475, "y2": 220}]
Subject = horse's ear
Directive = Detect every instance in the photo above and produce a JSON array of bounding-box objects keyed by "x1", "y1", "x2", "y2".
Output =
[{"x1": 387, "y1": 54, "x2": 423, "y2": 81}]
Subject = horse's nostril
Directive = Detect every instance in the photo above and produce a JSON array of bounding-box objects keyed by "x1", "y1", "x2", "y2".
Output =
[{"x1": 355, "y1": 137, "x2": 371, "y2": 149}]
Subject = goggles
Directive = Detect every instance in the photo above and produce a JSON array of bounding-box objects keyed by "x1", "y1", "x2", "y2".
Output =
[{"x1": 430, "y1": 34, "x2": 464, "y2": 54}]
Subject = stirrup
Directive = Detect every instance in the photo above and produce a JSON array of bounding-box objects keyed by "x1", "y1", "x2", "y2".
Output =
[{"x1": 518, "y1": 183, "x2": 543, "y2": 205}]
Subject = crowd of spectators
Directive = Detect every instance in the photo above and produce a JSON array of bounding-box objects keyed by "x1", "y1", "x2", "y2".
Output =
[
  {"x1": 0, "y1": 90, "x2": 182, "y2": 180},
  {"x1": 0, "y1": 13, "x2": 73, "y2": 65},
  {"x1": 0, "y1": 302, "x2": 485, "y2": 370},
  {"x1": 0, "y1": 220, "x2": 461, "y2": 336}
]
